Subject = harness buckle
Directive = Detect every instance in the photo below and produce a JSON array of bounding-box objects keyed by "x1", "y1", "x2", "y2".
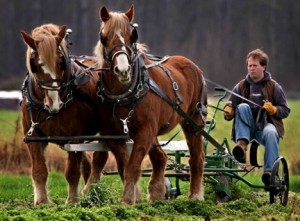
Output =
[
  {"x1": 173, "y1": 82, "x2": 179, "y2": 91},
  {"x1": 27, "y1": 121, "x2": 39, "y2": 136},
  {"x1": 135, "y1": 81, "x2": 144, "y2": 99},
  {"x1": 196, "y1": 102, "x2": 207, "y2": 125},
  {"x1": 120, "y1": 118, "x2": 129, "y2": 134}
]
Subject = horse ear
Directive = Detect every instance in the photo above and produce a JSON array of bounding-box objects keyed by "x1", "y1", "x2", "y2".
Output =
[
  {"x1": 56, "y1": 25, "x2": 67, "y2": 45},
  {"x1": 125, "y1": 5, "x2": 134, "y2": 23},
  {"x1": 100, "y1": 6, "x2": 110, "y2": 22},
  {"x1": 20, "y1": 31, "x2": 36, "y2": 50}
]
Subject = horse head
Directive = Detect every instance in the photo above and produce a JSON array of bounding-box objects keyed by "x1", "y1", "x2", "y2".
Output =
[
  {"x1": 21, "y1": 24, "x2": 70, "y2": 114},
  {"x1": 97, "y1": 5, "x2": 138, "y2": 85}
]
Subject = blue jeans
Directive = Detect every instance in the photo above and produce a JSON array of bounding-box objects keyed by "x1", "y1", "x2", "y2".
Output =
[{"x1": 234, "y1": 103, "x2": 279, "y2": 171}]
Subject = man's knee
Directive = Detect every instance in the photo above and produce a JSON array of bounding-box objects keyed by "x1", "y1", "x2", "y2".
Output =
[
  {"x1": 263, "y1": 124, "x2": 279, "y2": 140},
  {"x1": 237, "y1": 103, "x2": 251, "y2": 112}
]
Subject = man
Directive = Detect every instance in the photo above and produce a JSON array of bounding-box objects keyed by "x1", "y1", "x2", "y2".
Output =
[{"x1": 224, "y1": 49, "x2": 290, "y2": 185}]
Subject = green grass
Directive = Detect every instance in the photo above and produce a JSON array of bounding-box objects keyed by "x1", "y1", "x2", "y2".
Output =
[
  {"x1": 0, "y1": 109, "x2": 22, "y2": 144},
  {"x1": 0, "y1": 173, "x2": 68, "y2": 204},
  {"x1": 0, "y1": 172, "x2": 299, "y2": 220},
  {"x1": 0, "y1": 174, "x2": 32, "y2": 202}
]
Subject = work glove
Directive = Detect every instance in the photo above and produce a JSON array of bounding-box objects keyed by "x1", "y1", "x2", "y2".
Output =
[
  {"x1": 263, "y1": 100, "x2": 277, "y2": 116},
  {"x1": 224, "y1": 101, "x2": 234, "y2": 120}
]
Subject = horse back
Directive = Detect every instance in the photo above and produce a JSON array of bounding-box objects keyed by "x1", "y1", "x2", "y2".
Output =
[{"x1": 145, "y1": 55, "x2": 205, "y2": 113}]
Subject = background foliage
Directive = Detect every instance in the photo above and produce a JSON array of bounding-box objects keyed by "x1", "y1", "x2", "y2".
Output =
[{"x1": 1, "y1": 0, "x2": 299, "y2": 96}]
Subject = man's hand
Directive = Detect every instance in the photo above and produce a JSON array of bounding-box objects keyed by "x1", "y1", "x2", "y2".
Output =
[
  {"x1": 263, "y1": 100, "x2": 277, "y2": 115},
  {"x1": 224, "y1": 101, "x2": 234, "y2": 120}
]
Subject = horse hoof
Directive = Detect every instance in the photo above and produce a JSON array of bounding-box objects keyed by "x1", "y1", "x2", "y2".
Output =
[
  {"x1": 82, "y1": 186, "x2": 90, "y2": 196},
  {"x1": 65, "y1": 197, "x2": 80, "y2": 205},
  {"x1": 121, "y1": 198, "x2": 135, "y2": 205},
  {"x1": 120, "y1": 201, "x2": 132, "y2": 206},
  {"x1": 34, "y1": 198, "x2": 50, "y2": 207},
  {"x1": 189, "y1": 194, "x2": 204, "y2": 201}
]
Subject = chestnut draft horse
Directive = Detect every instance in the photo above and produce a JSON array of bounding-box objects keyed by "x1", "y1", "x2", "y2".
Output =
[
  {"x1": 88, "y1": 6, "x2": 208, "y2": 205},
  {"x1": 20, "y1": 24, "x2": 108, "y2": 206}
]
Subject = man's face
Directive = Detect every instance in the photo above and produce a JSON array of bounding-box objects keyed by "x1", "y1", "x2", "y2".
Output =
[{"x1": 247, "y1": 57, "x2": 266, "y2": 82}]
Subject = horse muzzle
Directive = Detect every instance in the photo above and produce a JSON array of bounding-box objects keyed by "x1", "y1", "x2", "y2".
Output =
[
  {"x1": 44, "y1": 100, "x2": 64, "y2": 114},
  {"x1": 114, "y1": 65, "x2": 132, "y2": 83}
]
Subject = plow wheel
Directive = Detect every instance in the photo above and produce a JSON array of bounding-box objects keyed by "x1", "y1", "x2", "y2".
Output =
[{"x1": 269, "y1": 157, "x2": 289, "y2": 206}]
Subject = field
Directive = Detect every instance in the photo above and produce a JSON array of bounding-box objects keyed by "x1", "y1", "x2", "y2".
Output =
[
  {"x1": 0, "y1": 172, "x2": 299, "y2": 220},
  {"x1": 0, "y1": 100, "x2": 300, "y2": 220}
]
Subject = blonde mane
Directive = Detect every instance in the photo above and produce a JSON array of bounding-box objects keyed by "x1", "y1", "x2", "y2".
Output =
[
  {"x1": 94, "y1": 11, "x2": 148, "y2": 68},
  {"x1": 26, "y1": 24, "x2": 67, "y2": 78}
]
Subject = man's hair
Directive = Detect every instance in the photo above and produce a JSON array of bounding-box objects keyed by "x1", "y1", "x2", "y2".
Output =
[{"x1": 246, "y1": 49, "x2": 269, "y2": 68}]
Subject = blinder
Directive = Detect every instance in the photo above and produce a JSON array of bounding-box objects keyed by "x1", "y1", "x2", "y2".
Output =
[
  {"x1": 130, "y1": 23, "x2": 138, "y2": 44},
  {"x1": 30, "y1": 52, "x2": 37, "y2": 73}
]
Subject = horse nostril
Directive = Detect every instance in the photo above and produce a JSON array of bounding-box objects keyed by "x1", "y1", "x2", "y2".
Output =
[
  {"x1": 114, "y1": 66, "x2": 120, "y2": 75},
  {"x1": 45, "y1": 104, "x2": 50, "y2": 110},
  {"x1": 59, "y1": 102, "x2": 64, "y2": 109},
  {"x1": 127, "y1": 66, "x2": 131, "y2": 73}
]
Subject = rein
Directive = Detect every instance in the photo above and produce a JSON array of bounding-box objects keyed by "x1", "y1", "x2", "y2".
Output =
[{"x1": 205, "y1": 78, "x2": 263, "y2": 108}]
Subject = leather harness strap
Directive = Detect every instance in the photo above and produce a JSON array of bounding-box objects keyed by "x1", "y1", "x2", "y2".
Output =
[{"x1": 148, "y1": 77, "x2": 226, "y2": 154}]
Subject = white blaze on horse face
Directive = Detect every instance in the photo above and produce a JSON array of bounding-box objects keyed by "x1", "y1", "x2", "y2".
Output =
[
  {"x1": 114, "y1": 33, "x2": 131, "y2": 82},
  {"x1": 38, "y1": 56, "x2": 62, "y2": 113}
]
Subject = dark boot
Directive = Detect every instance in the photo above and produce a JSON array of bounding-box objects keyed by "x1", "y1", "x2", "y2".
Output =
[
  {"x1": 232, "y1": 139, "x2": 248, "y2": 163},
  {"x1": 262, "y1": 172, "x2": 271, "y2": 186}
]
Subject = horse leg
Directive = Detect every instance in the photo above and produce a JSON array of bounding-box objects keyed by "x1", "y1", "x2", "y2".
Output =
[
  {"x1": 110, "y1": 143, "x2": 142, "y2": 203},
  {"x1": 82, "y1": 151, "x2": 109, "y2": 195},
  {"x1": 183, "y1": 128, "x2": 205, "y2": 200},
  {"x1": 121, "y1": 133, "x2": 153, "y2": 205},
  {"x1": 81, "y1": 152, "x2": 91, "y2": 184},
  {"x1": 65, "y1": 151, "x2": 84, "y2": 204},
  {"x1": 147, "y1": 139, "x2": 167, "y2": 202},
  {"x1": 28, "y1": 142, "x2": 49, "y2": 206}
]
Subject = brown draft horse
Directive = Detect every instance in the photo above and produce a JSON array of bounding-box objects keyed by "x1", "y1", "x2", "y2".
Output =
[
  {"x1": 20, "y1": 24, "x2": 108, "y2": 206},
  {"x1": 88, "y1": 6, "x2": 208, "y2": 205}
]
